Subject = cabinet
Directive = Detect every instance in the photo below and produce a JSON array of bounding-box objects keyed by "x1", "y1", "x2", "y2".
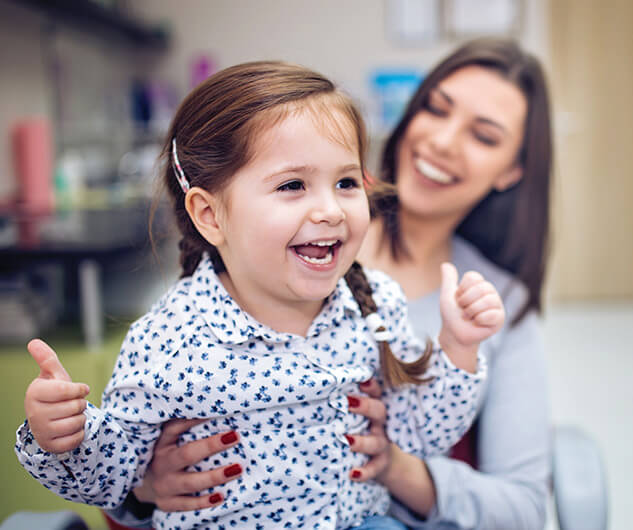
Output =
[{"x1": 9, "y1": 0, "x2": 169, "y2": 51}]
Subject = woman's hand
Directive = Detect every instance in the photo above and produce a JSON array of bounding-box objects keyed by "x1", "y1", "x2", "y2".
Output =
[
  {"x1": 347, "y1": 378, "x2": 437, "y2": 516},
  {"x1": 346, "y1": 378, "x2": 393, "y2": 482},
  {"x1": 134, "y1": 419, "x2": 243, "y2": 512}
]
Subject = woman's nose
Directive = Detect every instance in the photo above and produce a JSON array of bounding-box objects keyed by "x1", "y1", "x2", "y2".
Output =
[{"x1": 429, "y1": 119, "x2": 460, "y2": 156}]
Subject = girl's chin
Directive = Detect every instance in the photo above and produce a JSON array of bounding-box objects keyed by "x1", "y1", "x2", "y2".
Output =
[{"x1": 289, "y1": 275, "x2": 342, "y2": 301}]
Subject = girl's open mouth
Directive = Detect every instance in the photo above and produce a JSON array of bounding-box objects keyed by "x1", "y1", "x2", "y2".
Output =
[{"x1": 291, "y1": 239, "x2": 341, "y2": 265}]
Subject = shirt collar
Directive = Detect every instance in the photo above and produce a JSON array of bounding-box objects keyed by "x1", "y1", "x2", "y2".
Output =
[{"x1": 189, "y1": 255, "x2": 362, "y2": 345}]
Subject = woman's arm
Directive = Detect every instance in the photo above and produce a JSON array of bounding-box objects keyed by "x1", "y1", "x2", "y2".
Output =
[{"x1": 421, "y1": 311, "x2": 550, "y2": 529}]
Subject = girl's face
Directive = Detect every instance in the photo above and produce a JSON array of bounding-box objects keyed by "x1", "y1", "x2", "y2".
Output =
[
  {"x1": 209, "y1": 110, "x2": 370, "y2": 320},
  {"x1": 396, "y1": 65, "x2": 527, "y2": 224}
]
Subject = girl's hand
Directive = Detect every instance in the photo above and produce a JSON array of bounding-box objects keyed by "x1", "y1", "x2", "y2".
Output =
[
  {"x1": 438, "y1": 263, "x2": 505, "y2": 372},
  {"x1": 134, "y1": 419, "x2": 243, "y2": 512},
  {"x1": 24, "y1": 339, "x2": 90, "y2": 454},
  {"x1": 346, "y1": 378, "x2": 393, "y2": 482}
]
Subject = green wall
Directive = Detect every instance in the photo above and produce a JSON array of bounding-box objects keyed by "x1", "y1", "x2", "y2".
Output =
[{"x1": 0, "y1": 327, "x2": 128, "y2": 529}]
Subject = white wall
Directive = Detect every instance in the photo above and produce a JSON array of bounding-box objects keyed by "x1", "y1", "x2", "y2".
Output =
[{"x1": 128, "y1": 0, "x2": 549, "y2": 136}]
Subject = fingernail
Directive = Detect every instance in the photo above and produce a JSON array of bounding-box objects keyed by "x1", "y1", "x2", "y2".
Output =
[
  {"x1": 221, "y1": 431, "x2": 238, "y2": 445},
  {"x1": 344, "y1": 435, "x2": 355, "y2": 446},
  {"x1": 351, "y1": 469, "x2": 362, "y2": 479},
  {"x1": 223, "y1": 463, "x2": 242, "y2": 477},
  {"x1": 209, "y1": 493, "x2": 223, "y2": 504},
  {"x1": 359, "y1": 380, "x2": 371, "y2": 388},
  {"x1": 347, "y1": 396, "x2": 360, "y2": 408}
]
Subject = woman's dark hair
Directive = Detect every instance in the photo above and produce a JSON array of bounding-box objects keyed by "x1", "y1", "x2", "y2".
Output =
[
  {"x1": 376, "y1": 37, "x2": 552, "y2": 324},
  {"x1": 159, "y1": 60, "x2": 428, "y2": 387}
]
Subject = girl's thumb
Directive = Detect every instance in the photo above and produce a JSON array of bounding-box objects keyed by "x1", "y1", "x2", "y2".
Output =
[
  {"x1": 440, "y1": 262, "x2": 459, "y2": 300},
  {"x1": 27, "y1": 339, "x2": 72, "y2": 382}
]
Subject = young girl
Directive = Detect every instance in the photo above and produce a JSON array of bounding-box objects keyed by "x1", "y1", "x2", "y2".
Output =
[{"x1": 16, "y1": 61, "x2": 503, "y2": 530}]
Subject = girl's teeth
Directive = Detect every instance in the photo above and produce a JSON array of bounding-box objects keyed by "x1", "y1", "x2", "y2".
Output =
[
  {"x1": 415, "y1": 159, "x2": 453, "y2": 184},
  {"x1": 299, "y1": 252, "x2": 333, "y2": 264}
]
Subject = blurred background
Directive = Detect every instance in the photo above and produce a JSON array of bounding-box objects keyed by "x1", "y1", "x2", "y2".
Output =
[{"x1": 0, "y1": 0, "x2": 631, "y2": 528}]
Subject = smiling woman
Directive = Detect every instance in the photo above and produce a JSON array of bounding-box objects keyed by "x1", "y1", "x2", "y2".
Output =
[{"x1": 353, "y1": 38, "x2": 553, "y2": 529}]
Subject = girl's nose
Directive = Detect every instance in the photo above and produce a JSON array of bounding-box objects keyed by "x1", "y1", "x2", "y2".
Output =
[{"x1": 310, "y1": 193, "x2": 345, "y2": 225}]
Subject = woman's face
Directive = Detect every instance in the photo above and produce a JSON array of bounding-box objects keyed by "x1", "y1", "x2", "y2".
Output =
[{"x1": 396, "y1": 65, "x2": 527, "y2": 224}]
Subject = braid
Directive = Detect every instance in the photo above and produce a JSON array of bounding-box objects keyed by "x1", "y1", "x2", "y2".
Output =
[
  {"x1": 178, "y1": 235, "x2": 225, "y2": 278},
  {"x1": 178, "y1": 238, "x2": 204, "y2": 278},
  {"x1": 344, "y1": 261, "x2": 432, "y2": 387}
]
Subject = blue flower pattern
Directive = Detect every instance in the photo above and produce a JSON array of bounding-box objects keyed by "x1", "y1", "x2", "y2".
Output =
[{"x1": 16, "y1": 256, "x2": 485, "y2": 529}]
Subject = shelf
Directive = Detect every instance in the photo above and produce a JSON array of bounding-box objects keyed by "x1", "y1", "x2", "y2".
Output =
[{"x1": 9, "y1": 0, "x2": 170, "y2": 51}]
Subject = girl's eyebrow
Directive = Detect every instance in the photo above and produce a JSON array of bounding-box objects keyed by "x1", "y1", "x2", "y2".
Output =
[
  {"x1": 263, "y1": 164, "x2": 315, "y2": 182},
  {"x1": 264, "y1": 163, "x2": 361, "y2": 182},
  {"x1": 435, "y1": 87, "x2": 510, "y2": 136},
  {"x1": 338, "y1": 163, "x2": 363, "y2": 174}
]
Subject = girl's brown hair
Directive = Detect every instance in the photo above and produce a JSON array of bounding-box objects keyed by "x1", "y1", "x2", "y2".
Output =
[
  {"x1": 161, "y1": 60, "x2": 428, "y2": 386},
  {"x1": 378, "y1": 38, "x2": 553, "y2": 324}
]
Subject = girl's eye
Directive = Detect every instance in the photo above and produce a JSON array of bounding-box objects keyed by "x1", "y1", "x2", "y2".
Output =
[
  {"x1": 277, "y1": 180, "x2": 304, "y2": 192},
  {"x1": 336, "y1": 177, "x2": 360, "y2": 190}
]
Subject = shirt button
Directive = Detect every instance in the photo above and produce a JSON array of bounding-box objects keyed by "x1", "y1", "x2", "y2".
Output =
[{"x1": 328, "y1": 394, "x2": 346, "y2": 412}]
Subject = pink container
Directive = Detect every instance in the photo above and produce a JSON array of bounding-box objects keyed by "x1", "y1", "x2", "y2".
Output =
[{"x1": 12, "y1": 118, "x2": 54, "y2": 213}]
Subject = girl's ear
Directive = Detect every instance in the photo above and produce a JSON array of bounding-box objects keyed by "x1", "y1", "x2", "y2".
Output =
[
  {"x1": 493, "y1": 163, "x2": 523, "y2": 192},
  {"x1": 184, "y1": 187, "x2": 225, "y2": 246}
]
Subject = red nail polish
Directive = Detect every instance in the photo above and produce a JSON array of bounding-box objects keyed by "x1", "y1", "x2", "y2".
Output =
[
  {"x1": 223, "y1": 463, "x2": 242, "y2": 478},
  {"x1": 344, "y1": 434, "x2": 355, "y2": 446},
  {"x1": 209, "y1": 493, "x2": 223, "y2": 504},
  {"x1": 347, "y1": 396, "x2": 360, "y2": 408},
  {"x1": 351, "y1": 470, "x2": 362, "y2": 479},
  {"x1": 220, "y1": 431, "x2": 238, "y2": 445},
  {"x1": 359, "y1": 380, "x2": 372, "y2": 388}
]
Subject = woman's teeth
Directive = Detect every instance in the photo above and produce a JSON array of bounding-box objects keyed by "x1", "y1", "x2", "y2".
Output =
[{"x1": 415, "y1": 159, "x2": 453, "y2": 184}]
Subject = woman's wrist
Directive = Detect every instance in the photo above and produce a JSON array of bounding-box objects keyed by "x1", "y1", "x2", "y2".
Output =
[
  {"x1": 123, "y1": 488, "x2": 156, "y2": 520},
  {"x1": 132, "y1": 479, "x2": 156, "y2": 505},
  {"x1": 379, "y1": 443, "x2": 437, "y2": 517}
]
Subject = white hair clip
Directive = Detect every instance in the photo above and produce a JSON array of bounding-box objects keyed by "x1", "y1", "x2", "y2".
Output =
[
  {"x1": 365, "y1": 312, "x2": 392, "y2": 342},
  {"x1": 171, "y1": 137, "x2": 191, "y2": 193}
]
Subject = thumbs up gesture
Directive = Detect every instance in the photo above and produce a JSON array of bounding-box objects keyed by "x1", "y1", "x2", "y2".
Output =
[
  {"x1": 24, "y1": 339, "x2": 90, "y2": 454},
  {"x1": 438, "y1": 263, "x2": 505, "y2": 373}
]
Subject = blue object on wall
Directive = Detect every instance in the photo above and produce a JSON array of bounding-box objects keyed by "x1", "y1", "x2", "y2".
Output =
[{"x1": 370, "y1": 69, "x2": 424, "y2": 132}]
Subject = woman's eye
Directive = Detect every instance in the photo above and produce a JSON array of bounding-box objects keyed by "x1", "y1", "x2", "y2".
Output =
[
  {"x1": 425, "y1": 98, "x2": 448, "y2": 117},
  {"x1": 277, "y1": 180, "x2": 304, "y2": 192},
  {"x1": 473, "y1": 132, "x2": 499, "y2": 147},
  {"x1": 336, "y1": 177, "x2": 360, "y2": 190}
]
